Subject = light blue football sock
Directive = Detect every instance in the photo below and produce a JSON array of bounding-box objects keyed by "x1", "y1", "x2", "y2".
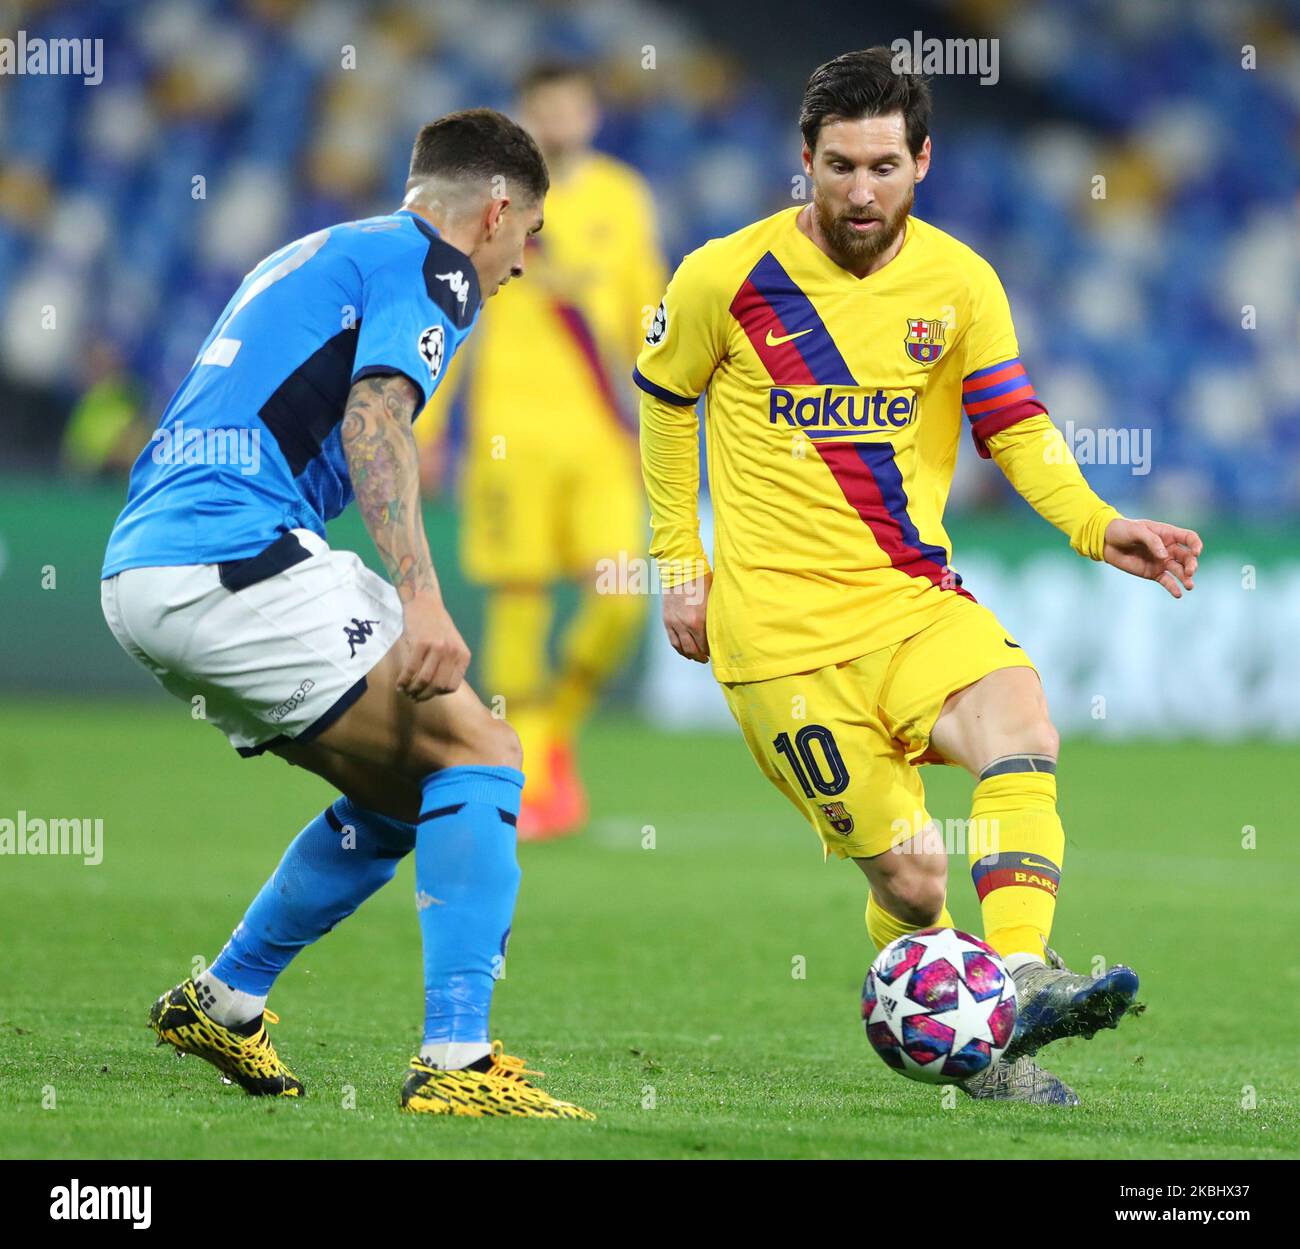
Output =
[
  {"x1": 211, "y1": 796, "x2": 415, "y2": 998},
  {"x1": 415, "y1": 766, "x2": 524, "y2": 1050}
]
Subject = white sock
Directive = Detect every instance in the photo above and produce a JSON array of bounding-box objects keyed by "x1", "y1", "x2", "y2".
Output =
[
  {"x1": 1002, "y1": 951, "x2": 1046, "y2": 975},
  {"x1": 194, "y1": 969, "x2": 266, "y2": 1028},
  {"x1": 420, "y1": 1041, "x2": 492, "y2": 1070}
]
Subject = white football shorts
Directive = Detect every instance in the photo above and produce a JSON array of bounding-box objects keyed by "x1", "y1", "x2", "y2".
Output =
[{"x1": 100, "y1": 529, "x2": 403, "y2": 756}]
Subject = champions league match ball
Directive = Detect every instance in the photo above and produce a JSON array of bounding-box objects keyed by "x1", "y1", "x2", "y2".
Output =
[{"x1": 861, "y1": 928, "x2": 1017, "y2": 1084}]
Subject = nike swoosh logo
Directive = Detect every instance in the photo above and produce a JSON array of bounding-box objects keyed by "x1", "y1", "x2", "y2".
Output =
[
  {"x1": 1004, "y1": 639, "x2": 1022, "y2": 649},
  {"x1": 1019, "y1": 859, "x2": 1056, "y2": 871},
  {"x1": 765, "y1": 328, "x2": 813, "y2": 346}
]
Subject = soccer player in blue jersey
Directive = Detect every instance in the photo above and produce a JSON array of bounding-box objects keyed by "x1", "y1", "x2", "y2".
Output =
[{"x1": 100, "y1": 109, "x2": 593, "y2": 1119}]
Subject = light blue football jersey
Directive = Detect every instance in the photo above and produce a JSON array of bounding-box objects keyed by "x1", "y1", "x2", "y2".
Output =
[{"x1": 102, "y1": 210, "x2": 480, "y2": 577}]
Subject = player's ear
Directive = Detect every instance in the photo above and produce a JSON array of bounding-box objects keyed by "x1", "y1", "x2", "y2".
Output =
[
  {"x1": 913, "y1": 136, "x2": 932, "y2": 184},
  {"x1": 801, "y1": 142, "x2": 814, "y2": 177},
  {"x1": 483, "y1": 195, "x2": 511, "y2": 241}
]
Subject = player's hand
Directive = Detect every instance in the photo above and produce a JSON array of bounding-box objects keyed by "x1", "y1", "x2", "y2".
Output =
[
  {"x1": 662, "y1": 573, "x2": 711, "y2": 663},
  {"x1": 1102, "y1": 518, "x2": 1203, "y2": 599},
  {"x1": 397, "y1": 594, "x2": 470, "y2": 698}
]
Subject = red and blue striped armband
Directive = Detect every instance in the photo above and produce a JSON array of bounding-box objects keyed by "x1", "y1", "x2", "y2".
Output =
[{"x1": 961, "y1": 357, "x2": 1048, "y2": 458}]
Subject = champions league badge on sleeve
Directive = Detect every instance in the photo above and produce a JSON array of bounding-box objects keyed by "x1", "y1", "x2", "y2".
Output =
[
  {"x1": 418, "y1": 324, "x2": 445, "y2": 381},
  {"x1": 646, "y1": 300, "x2": 667, "y2": 346}
]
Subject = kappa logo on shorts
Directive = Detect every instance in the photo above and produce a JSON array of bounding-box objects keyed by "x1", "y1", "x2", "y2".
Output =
[
  {"x1": 819, "y1": 801, "x2": 855, "y2": 835},
  {"x1": 268, "y1": 678, "x2": 316, "y2": 723},
  {"x1": 343, "y1": 617, "x2": 380, "y2": 658}
]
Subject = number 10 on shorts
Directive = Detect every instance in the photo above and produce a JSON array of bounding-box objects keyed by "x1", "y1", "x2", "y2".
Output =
[{"x1": 773, "y1": 724, "x2": 850, "y2": 797}]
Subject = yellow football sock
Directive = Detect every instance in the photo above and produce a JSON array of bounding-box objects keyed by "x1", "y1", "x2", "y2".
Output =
[
  {"x1": 865, "y1": 892, "x2": 954, "y2": 954},
  {"x1": 550, "y1": 586, "x2": 644, "y2": 744},
  {"x1": 508, "y1": 703, "x2": 556, "y2": 798},
  {"x1": 967, "y1": 768, "x2": 1064, "y2": 961},
  {"x1": 481, "y1": 587, "x2": 554, "y2": 794}
]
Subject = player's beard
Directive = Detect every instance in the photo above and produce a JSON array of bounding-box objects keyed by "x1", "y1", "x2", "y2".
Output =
[{"x1": 814, "y1": 183, "x2": 914, "y2": 270}]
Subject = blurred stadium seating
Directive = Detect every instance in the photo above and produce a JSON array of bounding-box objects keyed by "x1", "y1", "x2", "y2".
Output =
[
  {"x1": 1, "y1": 0, "x2": 1296, "y2": 520},
  {"x1": 1, "y1": 0, "x2": 1297, "y2": 738}
]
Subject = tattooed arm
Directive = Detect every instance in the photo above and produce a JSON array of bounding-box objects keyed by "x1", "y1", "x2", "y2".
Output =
[{"x1": 340, "y1": 373, "x2": 470, "y2": 698}]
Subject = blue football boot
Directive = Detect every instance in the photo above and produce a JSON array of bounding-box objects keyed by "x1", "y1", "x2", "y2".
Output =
[{"x1": 1004, "y1": 944, "x2": 1141, "y2": 1061}]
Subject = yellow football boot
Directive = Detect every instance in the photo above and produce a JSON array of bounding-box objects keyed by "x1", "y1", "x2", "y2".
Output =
[
  {"x1": 147, "y1": 978, "x2": 303, "y2": 1097},
  {"x1": 400, "y1": 1041, "x2": 594, "y2": 1120}
]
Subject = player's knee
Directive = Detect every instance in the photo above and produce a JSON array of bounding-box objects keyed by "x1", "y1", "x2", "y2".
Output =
[
  {"x1": 882, "y1": 862, "x2": 947, "y2": 926},
  {"x1": 401, "y1": 705, "x2": 522, "y2": 776},
  {"x1": 889, "y1": 883, "x2": 946, "y2": 927},
  {"x1": 998, "y1": 676, "x2": 1059, "y2": 761},
  {"x1": 486, "y1": 718, "x2": 524, "y2": 771},
  {"x1": 1020, "y1": 716, "x2": 1059, "y2": 762}
]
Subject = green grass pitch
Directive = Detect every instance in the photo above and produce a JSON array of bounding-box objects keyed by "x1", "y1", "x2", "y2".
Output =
[{"x1": 1, "y1": 701, "x2": 1295, "y2": 1159}]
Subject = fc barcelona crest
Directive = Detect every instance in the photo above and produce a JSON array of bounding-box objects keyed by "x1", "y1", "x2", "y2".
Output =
[
  {"x1": 904, "y1": 317, "x2": 946, "y2": 365},
  {"x1": 819, "y1": 801, "x2": 855, "y2": 835}
]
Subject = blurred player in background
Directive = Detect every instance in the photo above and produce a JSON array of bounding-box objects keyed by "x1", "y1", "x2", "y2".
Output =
[
  {"x1": 419, "y1": 62, "x2": 665, "y2": 840},
  {"x1": 637, "y1": 49, "x2": 1203, "y2": 1104}
]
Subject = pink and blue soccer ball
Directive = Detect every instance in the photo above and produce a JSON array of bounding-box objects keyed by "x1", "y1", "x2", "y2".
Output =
[{"x1": 861, "y1": 927, "x2": 1018, "y2": 1083}]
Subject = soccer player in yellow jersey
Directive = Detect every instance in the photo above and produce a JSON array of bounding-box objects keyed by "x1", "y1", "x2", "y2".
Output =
[
  {"x1": 636, "y1": 49, "x2": 1203, "y2": 1104},
  {"x1": 419, "y1": 63, "x2": 665, "y2": 839}
]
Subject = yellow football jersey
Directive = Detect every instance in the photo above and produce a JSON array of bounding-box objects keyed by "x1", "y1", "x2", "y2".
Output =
[
  {"x1": 636, "y1": 205, "x2": 1113, "y2": 684},
  {"x1": 418, "y1": 151, "x2": 665, "y2": 453}
]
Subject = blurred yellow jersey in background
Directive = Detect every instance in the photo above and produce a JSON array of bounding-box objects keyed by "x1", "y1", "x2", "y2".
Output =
[{"x1": 418, "y1": 151, "x2": 665, "y2": 583}]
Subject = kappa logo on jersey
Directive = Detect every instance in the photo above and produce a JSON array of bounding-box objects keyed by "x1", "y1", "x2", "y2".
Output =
[
  {"x1": 904, "y1": 316, "x2": 946, "y2": 364},
  {"x1": 436, "y1": 269, "x2": 471, "y2": 311},
  {"x1": 819, "y1": 801, "x2": 855, "y2": 835},
  {"x1": 343, "y1": 617, "x2": 381, "y2": 658},
  {"x1": 418, "y1": 324, "x2": 445, "y2": 381},
  {"x1": 645, "y1": 300, "x2": 667, "y2": 346}
]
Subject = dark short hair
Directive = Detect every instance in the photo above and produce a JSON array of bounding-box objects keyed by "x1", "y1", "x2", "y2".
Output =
[
  {"x1": 409, "y1": 108, "x2": 549, "y2": 204},
  {"x1": 799, "y1": 47, "x2": 932, "y2": 158},
  {"x1": 517, "y1": 59, "x2": 595, "y2": 98}
]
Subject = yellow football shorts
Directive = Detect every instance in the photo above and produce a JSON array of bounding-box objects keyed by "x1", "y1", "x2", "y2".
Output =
[
  {"x1": 460, "y1": 417, "x2": 644, "y2": 585},
  {"x1": 720, "y1": 593, "x2": 1038, "y2": 860}
]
